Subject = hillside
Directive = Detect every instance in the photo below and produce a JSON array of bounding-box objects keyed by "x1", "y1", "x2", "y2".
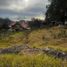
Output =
[
  {"x1": 0, "y1": 26, "x2": 67, "y2": 50},
  {"x1": 28, "y1": 26, "x2": 67, "y2": 51},
  {"x1": 0, "y1": 26, "x2": 67, "y2": 67}
]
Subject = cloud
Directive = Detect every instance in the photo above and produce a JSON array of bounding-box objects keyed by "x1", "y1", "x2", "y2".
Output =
[{"x1": 0, "y1": 0, "x2": 49, "y2": 20}]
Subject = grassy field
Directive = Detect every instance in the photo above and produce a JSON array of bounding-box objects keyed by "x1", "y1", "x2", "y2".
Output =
[{"x1": 0, "y1": 26, "x2": 67, "y2": 67}]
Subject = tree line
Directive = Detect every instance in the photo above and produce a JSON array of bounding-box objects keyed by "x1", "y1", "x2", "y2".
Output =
[{"x1": 0, "y1": 18, "x2": 45, "y2": 32}]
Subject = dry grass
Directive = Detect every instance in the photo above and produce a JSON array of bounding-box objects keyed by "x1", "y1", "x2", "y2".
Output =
[{"x1": 28, "y1": 27, "x2": 67, "y2": 49}]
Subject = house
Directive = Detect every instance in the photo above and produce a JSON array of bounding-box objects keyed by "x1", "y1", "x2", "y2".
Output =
[
  {"x1": 8, "y1": 20, "x2": 31, "y2": 31},
  {"x1": 19, "y1": 20, "x2": 31, "y2": 30}
]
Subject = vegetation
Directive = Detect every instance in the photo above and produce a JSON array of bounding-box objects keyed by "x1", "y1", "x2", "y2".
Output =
[
  {"x1": 0, "y1": 26, "x2": 67, "y2": 49},
  {"x1": 0, "y1": 54, "x2": 67, "y2": 67},
  {"x1": 0, "y1": 0, "x2": 67, "y2": 66},
  {"x1": 0, "y1": 26, "x2": 66, "y2": 67},
  {"x1": 46, "y1": 0, "x2": 67, "y2": 25}
]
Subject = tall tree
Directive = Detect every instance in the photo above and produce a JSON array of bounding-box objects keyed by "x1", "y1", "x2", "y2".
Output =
[{"x1": 46, "y1": 0, "x2": 67, "y2": 25}]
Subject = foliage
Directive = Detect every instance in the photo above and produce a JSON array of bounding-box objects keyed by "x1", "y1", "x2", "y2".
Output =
[{"x1": 46, "y1": 0, "x2": 67, "y2": 25}]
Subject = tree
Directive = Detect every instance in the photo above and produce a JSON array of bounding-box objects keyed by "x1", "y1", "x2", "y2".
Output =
[
  {"x1": 46, "y1": 0, "x2": 67, "y2": 25},
  {"x1": 0, "y1": 18, "x2": 11, "y2": 30}
]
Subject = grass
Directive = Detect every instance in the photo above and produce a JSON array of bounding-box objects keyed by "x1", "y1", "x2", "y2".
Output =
[
  {"x1": 0, "y1": 32, "x2": 25, "y2": 48},
  {"x1": 28, "y1": 27, "x2": 67, "y2": 49},
  {"x1": 0, "y1": 26, "x2": 67, "y2": 50},
  {"x1": 0, "y1": 54, "x2": 67, "y2": 67},
  {"x1": 0, "y1": 26, "x2": 67, "y2": 67}
]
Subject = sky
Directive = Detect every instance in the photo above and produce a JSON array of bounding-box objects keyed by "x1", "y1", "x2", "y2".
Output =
[{"x1": 0, "y1": 0, "x2": 49, "y2": 20}]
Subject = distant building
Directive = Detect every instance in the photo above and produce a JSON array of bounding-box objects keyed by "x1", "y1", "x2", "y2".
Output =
[
  {"x1": 20, "y1": 20, "x2": 31, "y2": 30},
  {"x1": 8, "y1": 20, "x2": 31, "y2": 31}
]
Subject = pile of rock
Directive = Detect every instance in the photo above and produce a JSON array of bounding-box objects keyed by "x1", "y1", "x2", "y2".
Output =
[
  {"x1": 0, "y1": 45, "x2": 67, "y2": 59},
  {"x1": 0, "y1": 45, "x2": 29, "y2": 54},
  {"x1": 42, "y1": 47, "x2": 67, "y2": 59}
]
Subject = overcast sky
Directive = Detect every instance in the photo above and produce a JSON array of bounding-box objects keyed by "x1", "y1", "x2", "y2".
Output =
[{"x1": 0, "y1": 0, "x2": 49, "y2": 20}]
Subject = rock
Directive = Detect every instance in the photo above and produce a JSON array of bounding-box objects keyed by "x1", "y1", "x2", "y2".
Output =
[
  {"x1": 0, "y1": 45, "x2": 67, "y2": 59},
  {"x1": 0, "y1": 45, "x2": 30, "y2": 54},
  {"x1": 56, "y1": 51, "x2": 67, "y2": 59},
  {"x1": 42, "y1": 47, "x2": 67, "y2": 59}
]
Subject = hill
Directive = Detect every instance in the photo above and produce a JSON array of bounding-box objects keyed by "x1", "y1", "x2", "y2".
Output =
[
  {"x1": 0, "y1": 26, "x2": 67, "y2": 51},
  {"x1": 0, "y1": 26, "x2": 67, "y2": 67}
]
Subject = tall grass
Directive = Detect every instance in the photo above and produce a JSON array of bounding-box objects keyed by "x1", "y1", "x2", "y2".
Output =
[{"x1": 0, "y1": 54, "x2": 67, "y2": 67}]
